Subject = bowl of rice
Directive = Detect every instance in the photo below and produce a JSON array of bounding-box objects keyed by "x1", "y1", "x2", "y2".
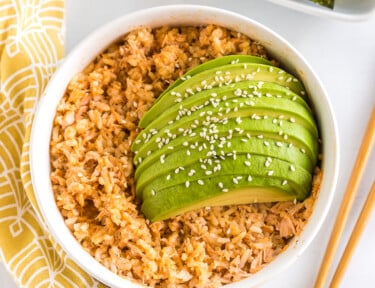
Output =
[{"x1": 30, "y1": 5, "x2": 339, "y2": 288}]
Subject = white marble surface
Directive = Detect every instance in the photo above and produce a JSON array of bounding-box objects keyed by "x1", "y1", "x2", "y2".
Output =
[{"x1": 1, "y1": 0, "x2": 374, "y2": 287}]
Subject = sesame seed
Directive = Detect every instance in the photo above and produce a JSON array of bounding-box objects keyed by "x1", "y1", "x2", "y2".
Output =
[
  {"x1": 198, "y1": 179, "x2": 204, "y2": 185},
  {"x1": 188, "y1": 169, "x2": 196, "y2": 176},
  {"x1": 300, "y1": 148, "x2": 306, "y2": 154},
  {"x1": 222, "y1": 188, "x2": 229, "y2": 193},
  {"x1": 264, "y1": 141, "x2": 270, "y2": 146},
  {"x1": 160, "y1": 154, "x2": 165, "y2": 164},
  {"x1": 218, "y1": 182, "x2": 224, "y2": 189},
  {"x1": 282, "y1": 180, "x2": 288, "y2": 186},
  {"x1": 185, "y1": 181, "x2": 190, "y2": 188},
  {"x1": 244, "y1": 161, "x2": 251, "y2": 167},
  {"x1": 151, "y1": 190, "x2": 156, "y2": 196},
  {"x1": 267, "y1": 170, "x2": 274, "y2": 176},
  {"x1": 247, "y1": 153, "x2": 251, "y2": 159},
  {"x1": 292, "y1": 95, "x2": 297, "y2": 101},
  {"x1": 289, "y1": 117, "x2": 296, "y2": 123},
  {"x1": 276, "y1": 141, "x2": 283, "y2": 147},
  {"x1": 247, "y1": 175, "x2": 253, "y2": 182},
  {"x1": 290, "y1": 165, "x2": 295, "y2": 172},
  {"x1": 233, "y1": 177, "x2": 239, "y2": 184},
  {"x1": 166, "y1": 174, "x2": 171, "y2": 180}
]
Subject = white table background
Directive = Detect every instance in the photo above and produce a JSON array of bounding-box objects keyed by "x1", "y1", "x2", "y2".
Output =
[{"x1": 1, "y1": 1, "x2": 374, "y2": 287}]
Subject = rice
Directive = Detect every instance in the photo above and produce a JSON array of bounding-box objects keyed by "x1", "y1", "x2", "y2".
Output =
[{"x1": 50, "y1": 25, "x2": 321, "y2": 287}]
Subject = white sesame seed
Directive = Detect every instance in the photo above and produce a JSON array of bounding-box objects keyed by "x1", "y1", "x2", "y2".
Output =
[
  {"x1": 244, "y1": 161, "x2": 251, "y2": 167},
  {"x1": 264, "y1": 141, "x2": 270, "y2": 146},
  {"x1": 233, "y1": 177, "x2": 239, "y2": 184},
  {"x1": 188, "y1": 169, "x2": 196, "y2": 177},
  {"x1": 160, "y1": 154, "x2": 165, "y2": 164},
  {"x1": 276, "y1": 141, "x2": 283, "y2": 147},
  {"x1": 222, "y1": 188, "x2": 229, "y2": 193},
  {"x1": 267, "y1": 170, "x2": 274, "y2": 176},
  {"x1": 282, "y1": 180, "x2": 288, "y2": 186},
  {"x1": 151, "y1": 189, "x2": 156, "y2": 196},
  {"x1": 198, "y1": 180, "x2": 204, "y2": 185},
  {"x1": 290, "y1": 165, "x2": 295, "y2": 172},
  {"x1": 166, "y1": 174, "x2": 171, "y2": 180},
  {"x1": 185, "y1": 181, "x2": 190, "y2": 188},
  {"x1": 289, "y1": 117, "x2": 296, "y2": 123},
  {"x1": 247, "y1": 175, "x2": 253, "y2": 182}
]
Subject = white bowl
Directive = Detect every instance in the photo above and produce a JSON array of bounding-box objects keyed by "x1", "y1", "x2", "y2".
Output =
[{"x1": 30, "y1": 5, "x2": 339, "y2": 288}]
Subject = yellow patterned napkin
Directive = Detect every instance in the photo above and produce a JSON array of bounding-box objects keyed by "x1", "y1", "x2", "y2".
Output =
[{"x1": 0, "y1": 1, "x2": 101, "y2": 286}]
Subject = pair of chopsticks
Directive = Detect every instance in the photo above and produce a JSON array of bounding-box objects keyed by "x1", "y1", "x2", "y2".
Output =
[{"x1": 315, "y1": 105, "x2": 375, "y2": 288}]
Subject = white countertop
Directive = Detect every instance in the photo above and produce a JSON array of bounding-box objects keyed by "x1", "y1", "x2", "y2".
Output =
[{"x1": 2, "y1": 1, "x2": 374, "y2": 287}]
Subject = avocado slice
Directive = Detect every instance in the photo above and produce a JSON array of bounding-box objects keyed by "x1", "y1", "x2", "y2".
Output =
[
  {"x1": 142, "y1": 178, "x2": 297, "y2": 222},
  {"x1": 140, "y1": 154, "x2": 312, "y2": 222},
  {"x1": 160, "y1": 54, "x2": 274, "y2": 98},
  {"x1": 139, "y1": 62, "x2": 306, "y2": 128},
  {"x1": 138, "y1": 153, "x2": 312, "y2": 200}
]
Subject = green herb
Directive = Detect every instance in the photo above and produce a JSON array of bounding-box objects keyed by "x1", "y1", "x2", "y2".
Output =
[{"x1": 311, "y1": 0, "x2": 334, "y2": 9}]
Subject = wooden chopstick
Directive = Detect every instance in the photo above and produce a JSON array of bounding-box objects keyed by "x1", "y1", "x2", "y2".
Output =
[
  {"x1": 314, "y1": 105, "x2": 375, "y2": 288},
  {"x1": 330, "y1": 181, "x2": 375, "y2": 287}
]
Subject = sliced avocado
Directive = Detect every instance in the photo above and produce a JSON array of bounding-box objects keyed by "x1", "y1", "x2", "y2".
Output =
[
  {"x1": 160, "y1": 54, "x2": 274, "y2": 98},
  {"x1": 139, "y1": 62, "x2": 306, "y2": 128},
  {"x1": 131, "y1": 55, "x2": 319, "y2": 223},
  {"x1": 132, "y1": 80, "x2": 314, "y2": 154},
  {"x1": 138, "y1": 154, "x2": 312, "y2": 200},
  {"x1": 142, "y1": 177, "x2": 297, "y2": 222}
]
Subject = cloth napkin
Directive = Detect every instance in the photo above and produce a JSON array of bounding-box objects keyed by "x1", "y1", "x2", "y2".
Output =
[{"x1": 0, "y1": 1, "x2": 101, "y2": 286}]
